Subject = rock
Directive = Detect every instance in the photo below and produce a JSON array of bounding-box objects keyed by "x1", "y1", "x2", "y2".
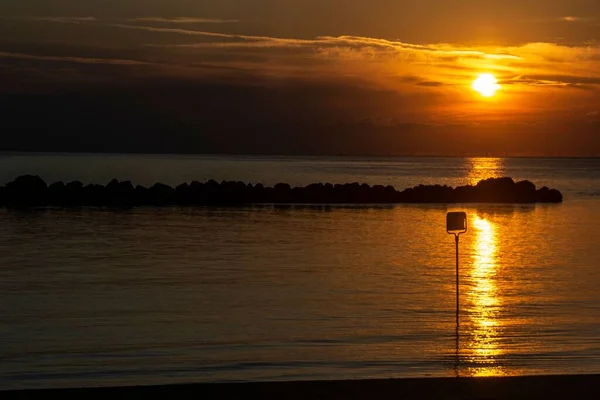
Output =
[
  {"x1": 134, "y1": 185, "x2": 148, "y2": 205},
  {"x1": 176, "y1": 182, "x2": 190, "y2": 192},
  {"x1": 547, "y1": 189, "x2": 563, "y2": 202},
  {"x1": 120, "y1": 181, "x2": 134, "y2": 191},
  {"x1": 147, "y1": 183, "x2": 175, "y2": 205},
  {"x1": 0, "y1": 176, "x2": 563, "y2": 207},
  {"x1": 103, "y1": 179, "x2": 135, "y2": 207},
  {"x1": 48, "y1": 182, "x2": 66, "y2": 205},
  {"x1": 515, "y1": 180, "x2": 537, "y2": 203},
  {"x1": 453, "y1": 185, "x2": 476, "y2": 203},
  {"x1": 83, "y1": 184, "x2": 106, "y2": 206},
  {"x1": 475, "y1": 177, "x2": 516, "y2": 202},
  {"x1": 175, "y1": 183, "x2": 191, "y2": 204},
  {"x1": 5, "y1": 175, "x2": 48, "y2": 207},
  {"x1": 62, "y1": 181, "x2": 84, "y2": 206},
  {"x1": 66, "y1": 181, "x2": 84, "y2": 190},
  {"x1": 106, "y1": 179, "x2": 120, "y2": 190},
  {"x1": 536, "y1": 186, "x2": 563, "y2": 203},
  {"x1": 7, "y1": 175, "x2": 47, "y2": 190},
  {"x1": 49, "y1": 181, "x2": 66, "y2": 190}
]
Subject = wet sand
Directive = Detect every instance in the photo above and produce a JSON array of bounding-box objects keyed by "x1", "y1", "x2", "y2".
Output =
[{"x1": 3, "y1": 375, "x2": 600, "y2": 399}]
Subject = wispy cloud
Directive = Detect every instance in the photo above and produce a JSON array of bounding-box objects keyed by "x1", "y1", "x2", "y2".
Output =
[
  {"x1": 0, "y1": 51, "x2": 147, "y2": 66},
  {"x1": 527, "y1": 16, "x2": 597, "y2": 24},
  {"x1": 561, "y1": 16, "x2": 596, "y2": 23},
  {"x1": 46, "y1": 19, "x2": 600, "y2": 92},
  {"x1": 3, "y1": 15, "x2": 600, "y2": 95},
  {"x1": 3, "y1": 16, "x2": 524, "y2": 61},
  {"x1": 416, "y1": 81, "x2": 445, "y2": 87},
  {"x1": 130, "y1": 17, "x2": 238, "y2": 24},
  {"x1": 105, "y1": 23, "x2": 324, "y2": 47},
  {"x1": 124, "y1": 25, "x2": 522, "y2": 61},
  {"x1": 12, "y1": 16, "x2": 97, "y2": 24}
]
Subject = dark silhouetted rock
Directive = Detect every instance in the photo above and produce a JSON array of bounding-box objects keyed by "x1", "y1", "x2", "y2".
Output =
[
  {"x1": 0, "y1": 176, "x2": 563, "y2": 207},
  {"x1": 106, "y1": 179, "x2": 119, "y2": 189},
  {"x1": 546, "y1": 189, "x2": 562, "y2": 203},
  {"x1": 274, "y1": 183, "x2": 292, "y2": 203},
  {"x1": 453, "y1": 185, "x2": 476, "y2": 203},
  {"x1": 83, "y1": 184, "x2": 106, "y2": 206},
  {"x1": 63, "y1": 181, "x2": 85, "y2": 206},
  {"x1": 48, "y1": 181, "x2": 66, "y2": 205},
  {"x1": 7, "y1": 175, "x2": 47, "y2": 191},
  {"x1": 49, "y1": 182, "x2": 66, "y2": 191},
  {"x1": 66, "y1": 181, "x2": 84, "y2": 190},
  {"x1": 474, "y1": 177, "x2": 516, "y2": 202},
  {"x1": 536, "y1": 186, "x2": 563, "y2": 203},
  {"x1": 134, "y1": 185, "x2": 149, "y2": 205},
  {"x1": 147, "y1": 183, "x2": 175, "y2": 205},
  {"x1": 175, "y1": 183, "x2": 191, "y2": 205},
  {"x1": 514, "y1": 180, "x2": 537, "y2": 203},
  {"x1": 104, "y1": 179, "x2": 135, "y2": 207},
  {"x1": 5, "y1": 175, "x2": 48, "y2": 207}
]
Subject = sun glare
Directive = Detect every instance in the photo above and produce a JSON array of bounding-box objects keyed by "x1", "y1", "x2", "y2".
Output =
[{"x1": 472, "y1": 74, "x2": 500, "y2": 98}]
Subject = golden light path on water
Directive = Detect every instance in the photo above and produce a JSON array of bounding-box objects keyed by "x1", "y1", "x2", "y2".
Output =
[
  {"x1": 467, "y1": 157, "x2": 505, "y2": 185},
  {"x1": 462, "y1": 156, "x2": 505, "y2": 377},
  {"x1": 465, "y1": 216, "x2": 503, "y2": 376}
]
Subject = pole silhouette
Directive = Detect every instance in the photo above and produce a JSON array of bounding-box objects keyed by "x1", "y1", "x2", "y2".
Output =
[
  {"x1": 447, "y1": 211, "x2": 467, "y2": 377},
  {"x1": 455, "y1": 234, "x2": 459, "y2": 328}
]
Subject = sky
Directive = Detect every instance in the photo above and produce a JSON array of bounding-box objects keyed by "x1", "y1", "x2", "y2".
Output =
[{"x1": 1, "y1": 0, "x2": 599, "y2": 156}]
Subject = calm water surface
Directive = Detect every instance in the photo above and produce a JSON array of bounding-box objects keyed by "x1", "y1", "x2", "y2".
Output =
[{"x1": 1, "y1": 154, "x2": 600, "y2": 390}]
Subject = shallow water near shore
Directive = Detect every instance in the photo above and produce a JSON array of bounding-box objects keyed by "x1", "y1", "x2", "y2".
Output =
[{"x1": 1, "y1": 154, "x2": 600, "y2": 390}]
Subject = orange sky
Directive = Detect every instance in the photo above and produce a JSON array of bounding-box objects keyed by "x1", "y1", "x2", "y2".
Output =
[{"x1": 0, "y1": 1, "x2": 599, "y2": 155}]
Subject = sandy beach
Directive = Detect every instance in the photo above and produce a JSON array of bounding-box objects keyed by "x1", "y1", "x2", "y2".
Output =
[{"x1": 4, "y1": 375, "x2": 600, "y2": 399}]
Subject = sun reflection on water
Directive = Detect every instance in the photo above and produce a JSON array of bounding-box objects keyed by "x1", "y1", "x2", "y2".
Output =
[
  {"x1": 467, "y1": 158, "x2": 505, "y2": 185},
  {"x1": 464, "y1": 215, "x2": 504, "y2": 376}
]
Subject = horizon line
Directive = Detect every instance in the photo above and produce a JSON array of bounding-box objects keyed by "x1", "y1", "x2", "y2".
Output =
[{"x1": 1, "y1": 150, "x2": 600, "y2": 160}]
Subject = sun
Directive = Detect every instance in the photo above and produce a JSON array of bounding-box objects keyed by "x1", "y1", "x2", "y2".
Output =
[{"x1": 472, "y1": 74, "x2": 500, "y2": 97}]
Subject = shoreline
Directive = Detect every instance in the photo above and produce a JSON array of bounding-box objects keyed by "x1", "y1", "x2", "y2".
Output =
[{"x1": 4, "y1": 375, "x2": 600, "y2": 399}]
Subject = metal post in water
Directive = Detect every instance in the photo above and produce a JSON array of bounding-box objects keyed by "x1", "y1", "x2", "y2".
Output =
[
  {"x1": 455, "y1": 233, "x2": 459, "y2": 327},
  {"x1": 447, "y1": 211, "x2": 467, "y2": 376},
  {"x1": 446, "y1": 212, "x2": 467, "y2": 327}
]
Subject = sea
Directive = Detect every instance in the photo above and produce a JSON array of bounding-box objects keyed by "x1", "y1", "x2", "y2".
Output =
[{"x1": 1, "y1": 153, "x2": 600, "y2": 390}]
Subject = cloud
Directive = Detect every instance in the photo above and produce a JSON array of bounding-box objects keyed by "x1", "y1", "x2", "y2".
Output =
[
  {"x1": 2, "y1": 14, "x2": 600, "y2": 118},
  {"x1": 0, "y1": 51, "x2": 148, "y2": 66},
  {"x1": 106, "y1": 23, "x2": 323, "y2": 46},
  {"x1": 500, "y1": 74, "x2": 600, "y2": 88},
  {"x1": 3, "y1": 16, "x2": 239, "y2": 24},
  {"x1": 130, "y1": 17, "x2": 238, "y2": 24},
  {"x1": 2, "y1": 11, "x2": 600, "y2": 156},
  {"x1": 561, "y1": 16, "x2": 596, "y2": 23},
  {"x1": 5, "y1": 16, "x2": 524, "y2": 61},
  {"x1": 526, "y1": 16, "x2": 597, "y2": 24},
  {"x1": 416, "y1": 81, "x2": 445, "y2": 87},
  {"x1": 131, "y1": 27, "x2": 522, "y2": 61},
  {"x1": 7, "y1": 16, "x2": 97, "y2": 24},
  {"x1": 6, "y1": 16, "x2": 600, "y2": 91}
]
